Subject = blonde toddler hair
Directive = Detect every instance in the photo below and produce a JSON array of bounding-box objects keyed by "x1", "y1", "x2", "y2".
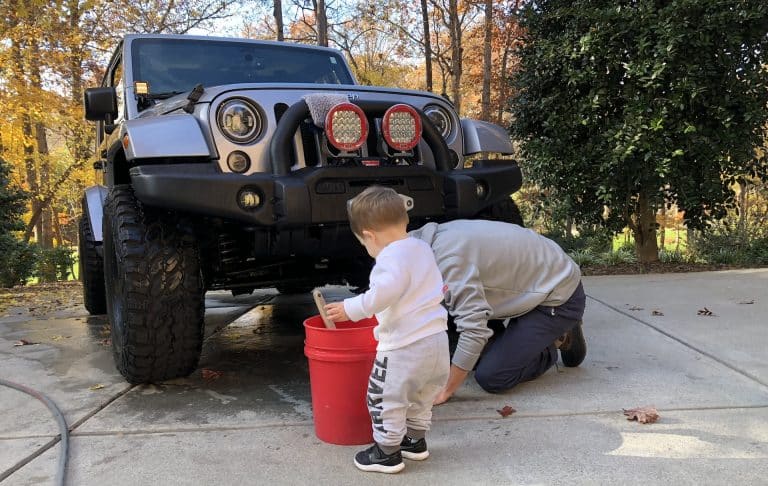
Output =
[{"x1": 347, "y1": 186, "x2": 409, "y2": 237}]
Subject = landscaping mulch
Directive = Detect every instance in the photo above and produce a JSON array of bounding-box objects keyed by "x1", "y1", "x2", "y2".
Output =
[
  {"x1": 0, "y1": 281, "x2": 84, "y2": 318},
  {"x1": 581, "y1": 262, "x2": 766, "y2": 276}
]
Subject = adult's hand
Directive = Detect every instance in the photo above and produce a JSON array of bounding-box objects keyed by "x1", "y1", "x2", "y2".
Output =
[{"x1": 433, "y1": 364, "x2": 470, "y2": 405}]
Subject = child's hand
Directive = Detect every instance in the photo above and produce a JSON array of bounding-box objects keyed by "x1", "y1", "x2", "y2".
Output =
[{"x1": 325, "y1": 302, "x2": 349, "y2": 322}]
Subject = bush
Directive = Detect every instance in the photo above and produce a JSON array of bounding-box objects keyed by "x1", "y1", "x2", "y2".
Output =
[
  {"x1": 746, "y1": 236, "x2": 768, "y2": 264},
  {"x1": 37, "y1": 246, "x2": 76, "y2": 282},
  {"x1": 568, "y1": 249, "x2": 600, "y2": 266},
  {"x1": 546, "y1": 226, "x2": 614, "y2": 254},
  {"x1": 599, "y1": 248, "x2": 637, "y2": 265},
  {"x1": 690, "y1": 230, "x2": 768, "y2": 266},
  {"x1": 658, "y1": 249, "x2": 688, "y2": 264},
  {"x1": 0, "y1": 236, "x2": 40, "y2": 288}
]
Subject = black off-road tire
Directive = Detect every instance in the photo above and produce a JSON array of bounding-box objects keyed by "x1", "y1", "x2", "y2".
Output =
[
  {"x1": 476, "y1": 198, "x2": 524, "y2": 227},
  {"x1": 103, "y1": 185, "x2": 204, "y2": 384},
  {"x1": 78, "y1": 213, "x2": 107, "y2": 315}
]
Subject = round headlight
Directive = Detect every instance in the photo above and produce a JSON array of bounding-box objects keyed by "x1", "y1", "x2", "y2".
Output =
[
  {"x1": 217, "y1": 99, "x2": 262, "y2": 143},
  {"x1": 424, "y1": 105, "x2": 453, "y2": 138}
]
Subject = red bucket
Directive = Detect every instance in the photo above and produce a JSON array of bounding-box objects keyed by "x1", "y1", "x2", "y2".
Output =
[{"x1": 304, "y1": 315, "x2": 378, "y2": 445}]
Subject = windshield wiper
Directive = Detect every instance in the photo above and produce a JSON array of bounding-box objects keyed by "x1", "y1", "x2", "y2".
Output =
[{"x1": 145, "y1": 90, "x2": 185, "y2": 100}]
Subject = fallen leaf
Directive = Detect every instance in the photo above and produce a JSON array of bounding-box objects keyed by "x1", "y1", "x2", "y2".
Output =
[
  {"x1": 51, "y1": 335, "x2": 66, "y2": 341},
  {"x1": 738, "y1": 300, "x2": 755, "y2": 305},
  {"x1": 202, "y1": 369, "x2": 223, "y2": 381},
  {"x1": 697, "y1": 307, "x2": 716, "y2": 316},
  {"x1": 651, "y1": 310, "x2": 664, "y2": 316},
  {"x1": 623, "y1": 406, "x2": 659, "y2": 424},
  {"x1": 99, "y1": 338, "x2": 111, "y2": 347},
  {"x1": 628, "y1": 306, "x2": 643, "y2": 311},
  {"x1": 89, "y1": 384, "x2": 105, "y2": 391},
  {"x1": 13, "y1": 339, "x2": 39, "y2": 346},
  {"x1": 496, "y1": 405, "x2": 516, "y2": 418}
]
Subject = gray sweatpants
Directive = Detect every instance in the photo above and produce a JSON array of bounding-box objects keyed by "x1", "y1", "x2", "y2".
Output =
[{"x1": 366, "y1": 331, "x2": 450, "y2": 447}]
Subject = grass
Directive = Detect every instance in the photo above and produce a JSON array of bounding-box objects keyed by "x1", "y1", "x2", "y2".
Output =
[{"x1": 612, "y1": 227, "x2": 688, "y2": 252}]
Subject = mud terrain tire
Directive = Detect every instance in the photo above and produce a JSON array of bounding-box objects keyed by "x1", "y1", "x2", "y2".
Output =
[
  {"x1": 103, "y1": 185, "x2": 204, "y2": 384},
  {"x1": 79, "y1": 211, "x2": 107, "y2": 315}
]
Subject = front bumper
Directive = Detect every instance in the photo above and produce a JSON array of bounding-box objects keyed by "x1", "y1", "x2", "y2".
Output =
[{"x1": 130, "y1": 163, "x2": 522, "y2": 226}]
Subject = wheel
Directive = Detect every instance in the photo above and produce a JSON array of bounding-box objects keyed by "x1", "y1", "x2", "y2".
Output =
[
  {"x1": 476, "y1": 197, "x2": 524, "y2": 227},
  {"x1": 103, "y1": 185, "x2": 204, "y2": 384},
  {"x1": 78, "y1": 211, "x2": 106, "y2": 315}
]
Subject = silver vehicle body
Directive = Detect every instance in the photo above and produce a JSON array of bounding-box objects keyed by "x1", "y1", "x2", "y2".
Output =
[{"x1": 87, "y1": 34, "x2": 514, "y2": 240}]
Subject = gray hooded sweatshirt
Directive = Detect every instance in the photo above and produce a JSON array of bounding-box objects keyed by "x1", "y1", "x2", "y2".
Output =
[{"x1": 409, "y1": 220, "x2": 582, "y2": 371}]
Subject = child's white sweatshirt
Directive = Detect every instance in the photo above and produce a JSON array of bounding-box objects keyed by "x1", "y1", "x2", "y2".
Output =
[{"x1": 343, "y1": 237, "x2": 447, "y2": 351}]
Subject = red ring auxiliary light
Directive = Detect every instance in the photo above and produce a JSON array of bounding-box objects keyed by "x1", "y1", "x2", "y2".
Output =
[
  {"x1": 325, "y1": 102, "x2": 368, "y2": 152},
  {"x1": 382, "y1": 104, "x2": 422, "y2": 152}
]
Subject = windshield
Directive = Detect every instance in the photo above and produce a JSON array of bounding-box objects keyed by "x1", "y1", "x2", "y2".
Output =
[{"x1": 130, "y1": 38, "x2": 355, "y2": 94}]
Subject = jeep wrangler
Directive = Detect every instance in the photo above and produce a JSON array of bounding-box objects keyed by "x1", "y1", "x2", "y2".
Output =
[{"x1": 80, "y1": 34, "x2": 523, "y2": 384}]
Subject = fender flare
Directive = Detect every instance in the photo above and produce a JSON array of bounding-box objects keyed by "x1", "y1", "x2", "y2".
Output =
[
  {"x1": 461, "y1": 119, "x2": 514, "y2": 155},
  {"x1": 84, "y1": 185, "x2": 108, "y2": 243},
  {"x1": 122, "y1": 115, "x2": 213, "y2": 160}
]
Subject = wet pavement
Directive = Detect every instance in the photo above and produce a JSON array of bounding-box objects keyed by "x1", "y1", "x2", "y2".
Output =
[{"x1": 1, "y1": 271, "x2": 767, "y2": 485}]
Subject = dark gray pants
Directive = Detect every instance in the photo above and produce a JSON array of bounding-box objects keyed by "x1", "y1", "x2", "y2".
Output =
[{"x1": 474, "y1": 282, "x2": 586, "y2": 393}]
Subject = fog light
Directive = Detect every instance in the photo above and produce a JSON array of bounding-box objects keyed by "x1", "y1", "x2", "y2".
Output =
[
  {"x1": 227, "y1": 151, "x2": 251, "y2": 173},
  {"x1": 238, "y1": 189, "x2": 261, "y2": 210},
  {"x1": 476, "y1": 182, "x2": 487, "y2": 199}
]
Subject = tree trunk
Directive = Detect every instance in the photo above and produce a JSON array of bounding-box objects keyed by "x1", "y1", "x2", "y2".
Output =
[
  {"x1": 658, "y1": 204, "x2": 666, "y2": 250},
  {"x1": 481, "y1": 0, "x2": 493, "y2": 121},
  {"x1": 11, "y1": 36, "x2": 41, "y2": 243},
  {"x1": 315, "y1": 0, "x2": 328, "y2": 47},
  {"x1": 737, "y1": 181, "x2": 748, "y2": 238},
  {"x1": 36, "y1": 121, "x2": 53, "y2": 248},
  {"x1": 497, "y1": 36, "x2": 510, "y2": 124},
  {"x1": 448, "y1": 0, "x2": 462, "y2": 114},
  {"x1": 632, "y1": 191, "x2": 659, "y2": 263},
  {"x1": 29, "y1": 40, "x2": 53, "y2": 248},
  {"x1": 421, "y1": 0, "x2": 433, "y2": 91},
  {"x1": 274, "y1": 0, "x2": 284, "y2": 41},
  {"x1": 686, "y1": 227, "x2": 695, "y2": 253},
  {"x1": 21, "y1": 113, "x2": 40, "y2": 243},
  {"x1": 52, "y1": 202, "x2": 64, "y2": 247}
]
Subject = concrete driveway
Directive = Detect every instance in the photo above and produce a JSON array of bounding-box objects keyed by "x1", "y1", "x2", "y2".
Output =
[{"x1": 1, "y1": 269, "x2": 766, "y2": 485}]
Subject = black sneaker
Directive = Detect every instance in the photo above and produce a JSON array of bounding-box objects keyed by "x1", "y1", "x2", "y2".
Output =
[
  {"x1": 353, "y1": 444, "x2": 404, "y2": 474},
  {"x1": 559, "y1": 321, "x2": 587, "y2": 367},
  {"x1": 400, "y1": 436, "x2": 429, "y2": 461}
]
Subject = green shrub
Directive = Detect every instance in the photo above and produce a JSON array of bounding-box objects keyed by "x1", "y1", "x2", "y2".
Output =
[
  {"x1": 37, "y1": 246, "x2": 76, "y2": 282},
  {"x1": 546, "y1": 226, "x2": 614, "y2": 254},
  {"x1": 0, "y1": 236, "x2": 40, "y2": 288},
  {"x1": 568, "y1": 249, "x2": 600, "y2": 266},
  {"x1": 658, "y1": 249, "x2": 688, "y2": 264},
  {"x1": 599, "y1": 248, "x2": 637, "y2": 265},
  {"x1": 614, "y1": 240, "x2": 636, "y2": 254},
  {"x1": 689, "y1": 228, "x2": 764, "y2": 265}
]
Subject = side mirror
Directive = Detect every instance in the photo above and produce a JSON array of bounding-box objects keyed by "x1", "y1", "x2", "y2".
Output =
[{"x1": 84, "y1": 87, "x2": 117, "y2": 122}]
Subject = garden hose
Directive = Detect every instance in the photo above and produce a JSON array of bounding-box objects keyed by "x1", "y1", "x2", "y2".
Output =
[{"x1": 0, "y1": 378, "x2": 68, "y2": 486}]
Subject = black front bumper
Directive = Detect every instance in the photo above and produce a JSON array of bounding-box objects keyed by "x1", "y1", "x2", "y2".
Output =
[{"x1": 130, "y1": 163, "x2": 522, "y2": 226}]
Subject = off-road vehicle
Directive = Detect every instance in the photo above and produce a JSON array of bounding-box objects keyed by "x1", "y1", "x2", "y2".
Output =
[{"x1": 80, "y1": 34, "x2": 523, "y2": 383}]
